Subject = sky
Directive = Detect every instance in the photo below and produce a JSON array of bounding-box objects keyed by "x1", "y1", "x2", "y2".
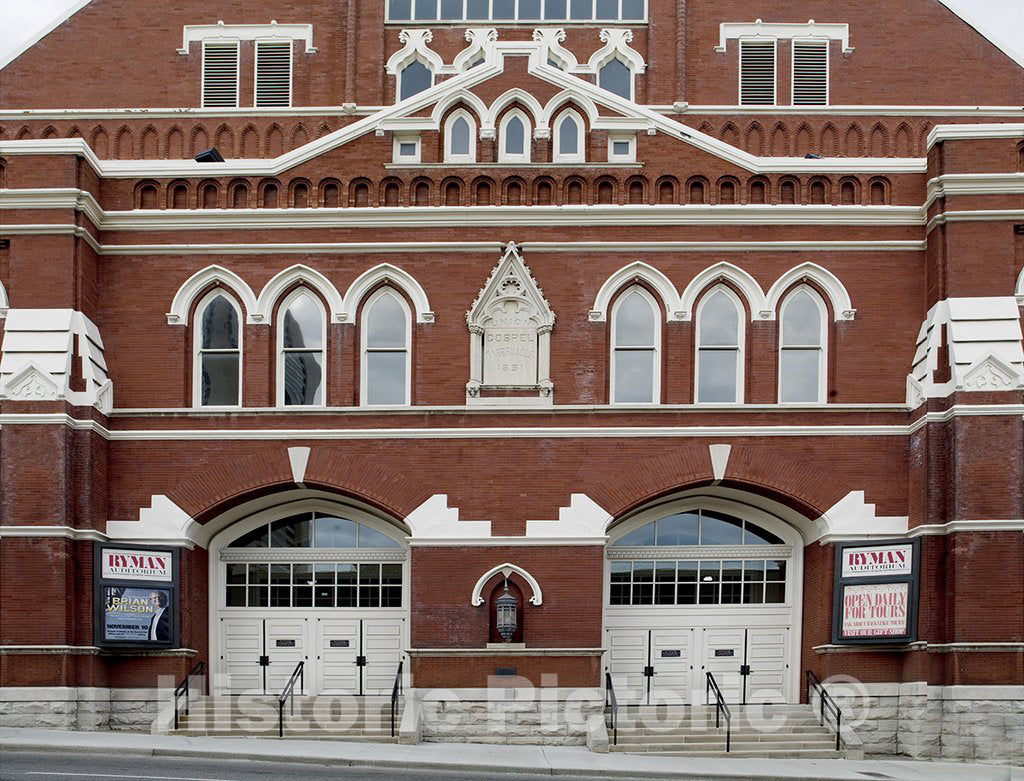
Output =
[{"x1": 0, "y1": 0, "x2": 1022, "y2": 70}]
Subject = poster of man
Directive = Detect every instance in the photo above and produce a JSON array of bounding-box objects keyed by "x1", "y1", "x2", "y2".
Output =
[{"x1": 103, "y1": 586, "x2": 172, "y2": 643}]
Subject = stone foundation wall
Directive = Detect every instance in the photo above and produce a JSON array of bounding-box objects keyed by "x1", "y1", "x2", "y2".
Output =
[
  {"x1": 829, "y1": 682, "x2": 1024, "y2": 764},
  {"x1": 414, "y1": 687, "x2": 604, "y2": 745},
  {"x1": 0, "y1": 688, "x2": 162, "y2": 732}
]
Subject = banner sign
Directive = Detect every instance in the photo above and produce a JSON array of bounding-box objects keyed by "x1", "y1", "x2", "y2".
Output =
[
  {"x1": 94, "y1": 543, "x2": 179, "y2": 648},
  {"x1": 101, "y1": 548, "x2": 173, "y2": 582},
  {"x1": 832, "y1": 538, "x2": 919, "y2": 645}
]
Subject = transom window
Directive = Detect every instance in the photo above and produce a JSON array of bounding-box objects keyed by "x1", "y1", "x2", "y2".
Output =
[
  {"x1": 227, "y1": 511, "x2": 400, "y2": 549},
  {"x1": 609, "y1": 559, "x2": 786, "y2": 605},
  {"x1": 612, "y1": 510, "x2": 784, "y2": 547},
  {"x1": 386, "y1": 0, "x2": 646, "y2": 22},
  {"x1": 225, "y1": 562, "x2": 402, "y2": 608}
]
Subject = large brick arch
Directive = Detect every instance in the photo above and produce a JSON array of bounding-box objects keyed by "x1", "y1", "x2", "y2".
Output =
[
  {"x1": 592, "y1": 443, "x2": 849, "y2": 522},
  {"x1": 167, "y1": 448, "x2": 430, "y2": 525}
]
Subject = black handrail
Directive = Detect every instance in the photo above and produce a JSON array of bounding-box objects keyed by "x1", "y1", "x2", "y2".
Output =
[
  {"x1": 277, "y1": 661, "x2": 305, "y2": 738},
  {"x1": 604, "y1": 671, "x2": 618, "y2": 746},
  {"x1": 806, "y1": 670, "x2": 843, "y2": 752},
  {"x1": 390, "y1": 659, "x2": 404, "y2": 738},
  {"x1": 705, "y1": 672, "x2": 732, "y2": 753},
  {"x1": 173, "y1": 661, "x2": 205, "y2": 731}
]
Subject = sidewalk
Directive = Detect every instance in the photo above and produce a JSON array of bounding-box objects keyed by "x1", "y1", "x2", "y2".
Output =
[{"x1": 1, "y1": 728, "x2": 1020, "y2": 781}]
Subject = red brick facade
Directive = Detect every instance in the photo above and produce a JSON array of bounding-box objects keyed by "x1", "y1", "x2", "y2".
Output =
[{"x1": 0, "y1": 0, "x2": 1022, "y2": 705}]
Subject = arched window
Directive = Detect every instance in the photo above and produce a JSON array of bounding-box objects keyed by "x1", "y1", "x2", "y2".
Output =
[
  {"x1": 553, "y1": 109, "x2": 584, "y2": 163},
  {"x1": 598, "y1": 58, "x2": 632, "y2": 100},
  {"x1": 445, "y1": 110, "x2": 476, "y2": 163},
  {"x1": 361, "y1": 288, "x2": 411, "y2": 406},
  {"x1": 195, "y1": 291, "x2": 241, "y2": 407},
  {"x1": 611, "y1": 286, "x2": 660, "y2": 404},
  {"x1": 696, "y1": 286, "x2": 744, "y2": 403},
  {"x1": 398, "y1": 59, "x2": 433, "y2": 101},
  {"x1": 499, "y1": 110, "x2": 531, "y2": 163},
  {"x1": 278, "y1": 290, "x2": 325, "y2": 406},
  {"x1": 779, "y1": 286, "x2": 826, "y2": 403}
]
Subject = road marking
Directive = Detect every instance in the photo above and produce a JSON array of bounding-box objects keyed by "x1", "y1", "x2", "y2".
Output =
[{"x1": 26, "y1": 773, "x2": 238, "y2": 781}]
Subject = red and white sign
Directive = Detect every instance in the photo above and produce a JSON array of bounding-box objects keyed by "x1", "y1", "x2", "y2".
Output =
[
  {"x1": 101, "y1": 549, "x2": 172, "y2": 582},
  {"x1": 840, "y1": 582, "x2": 909, "y2": 638},
  {"x1": 841, "y1": 543, "x2": 913, "y2": 578}
]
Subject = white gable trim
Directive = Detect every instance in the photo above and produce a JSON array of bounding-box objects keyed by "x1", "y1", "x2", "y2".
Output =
[
  {"x1": 716, "y1": 20, "x2": 853, "y2": 54},
  {"x1": 385, "y1": 29, "x2": 444, "y2": 75},
  {"x1": 586, "y1": 29, "x2": 647, "y2": 73},
  {"x1": 254, "y1": 264, "x2": 344, "y2": 324},
  {"x1": 470, "y1": 563, "x2": 543, "y2": 606},
  {"x1": 166, "y1": 265, "x2": 257, "y2": 325},
  {"x1": 176, "y1": 22, "x2": 317, "y2": 55},
  {"x1": 0, "y1": 279, "x2": 8, "y2": 319},
  {"x1": 589, "y1": 261, "x2": 681, "y2": 322},
  {"x1": 340, "y1": 263, "x2": 434, "y2": 324},
  {"x1": 483, "y1": 89, "x2": 545, "y2": 134},
  {"x1": 452, "y1": 28, "x2": 498, "y2": 72},
  {"x1": 679, "y1": 262, "x2": 767, "y2": 321},
  {"x1": 763, "y1": 262, "x2": 856, "y2": 321}
]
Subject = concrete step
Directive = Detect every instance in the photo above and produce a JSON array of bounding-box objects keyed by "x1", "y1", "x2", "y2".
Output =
[
  {"x1": 612, "y1": 747, "x2": 845, "y2": 758},
  {"x1": 612, "y1": 731, "x2": 838, "y2": 744},
  {"x1": 171, "y1": 729, "x2": 399, "y2": 741},
  {"x1": 612, "y1": 720, "x2": 827, "y2": 734}
]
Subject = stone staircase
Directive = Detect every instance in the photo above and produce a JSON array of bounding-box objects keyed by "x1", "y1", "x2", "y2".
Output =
[
  {"x1": 169, "y1": 695, "x2": 402, "y2": 741},
  {"x1": 608, "y1": 703, "x2": 856, "y2": 758}
]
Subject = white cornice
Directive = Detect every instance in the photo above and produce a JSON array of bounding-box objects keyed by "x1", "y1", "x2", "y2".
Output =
[
  {"x1": 0, "y1": 525, "x2": 107, "y2": 541},
  {"x1": 0, "y1": 223, "x2": 101, "y2": 252},
  {"x1": 925, "y1": 173, "x2": 1024, "y2": 210},
  {"x1": 716, "y1": 20, "x2": 852, "y2": 54},
  {"x1": 926, "y1": 123, "x2": 1024, "y2": 149},
  {"x1": 926, "y1": 209, "x2": 1024, "y2": 235},
  {"x1": 819, "y1": 519, "x2": 1024, "y2": 543},
  {"x1": 176, "y1": 22, "x2": 317, "y2": 56},
  {"x1": 656, "y1": 105, "x2": 1024, "y2": 117}
]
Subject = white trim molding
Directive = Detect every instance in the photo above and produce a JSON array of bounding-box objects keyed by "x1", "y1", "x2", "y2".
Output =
[
  {"x1": 926, "y1": 122, "x2": 1024, "y2": 150},
  {"x1": 0, "y1": 278, "x2": 8, "y2": 319},
  {"x1": 1016, "y1": 267, "x2": 1024, "y2": 307},
  {"x1": 470, "y1": 563, "x2": 543, "y2": 606},
  {"x1": 0, "y1": 525, "x2": 107, "y2": 542},
  {"x1": 763, "y1": 262, "x2": 856, "y2": 321},
  {"x1": 716, "y1": 20, "x2": 853, "y2": 54},
  {"x1": 255, "y1": 263, "x2": 344, "y2": 324},
  {"x1": 679, "y1": 261, "x2": 766, "y2": 321},
  {"x1": 340, "y1": 263, "x2": 434, "y2": 324},
  {"x1": 385, "y1": 29, "x2": 444, "y2": 78},
  {"x1": 166, "y1": 265, "x2": 257, "y2": 325},
  {"x1": 177, "y1": 21, "x2": 317, "y2": 56},
  {"x1": 589, "y1": 261, "x2": 682, "y2": 322}
]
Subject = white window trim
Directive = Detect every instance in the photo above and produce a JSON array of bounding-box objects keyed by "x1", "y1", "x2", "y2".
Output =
[
  {"x1": 276, "y1": 288, "x2": 327, "y2": 407},
  {"x1": 607, "y1": 133, "x2": 636, "y2": 163},
  {"x1": 597, "y1": 56, "x2": 634, "y2": 101},
  {"x1": 777, "y1": 285, "x2": 828, "y2": 405},
  {"x1": 694, "y1": 284, "x2": 745, "y2": 404},
  {"x1": 193, "y1": 288, "x2": 243, "y2": 408},
  {"x1": 393, "y1": 133, "x2": 422, "y2": 163},
  {"x1": 201, "y1": 39, "x2": 240, "y2": 109},
  {"x1": 360, "y1": 287, "x2": 412, "y2": 407},
  {"x1": 553, "y1": 109, "x2": 585, "y2": 163},
  {"x1": 738, "y1": 37, "x2": 777, "y2": 107},
  {"x1": 443, "y1": 109, "x2": 477, "y2": 164},
  {"x1": 791, "y1": 37, "x2": 829, "y2": 107},
  {"x1": 397, "y1": 58, "x2": 435, "y2": 103},
  {"x1": 254, "y1": 39, "x2": 294, "y2": 109},
  {"x1": 610, "y1": 285, "x2": 661, "y2": 405},
  {"x1": 498, "y1": 109, "x2": 532, "y2": 164}
]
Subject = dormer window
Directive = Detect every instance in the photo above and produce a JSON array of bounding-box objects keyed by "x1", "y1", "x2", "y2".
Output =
[{"x1": 399, "y1": 59, "x2": 433, "y2": 101}]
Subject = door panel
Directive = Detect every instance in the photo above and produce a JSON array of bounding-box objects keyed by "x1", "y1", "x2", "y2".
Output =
[
  {"x1": 220, "y1": 617, "x2": 264, "y2": 693},
  {"x1": 649, "y1": 628, "x2": 693, "y2": 704},
  {"x1": 264, "y1": 617, "x2": 309, "y2": 693},
  {"x1": 363, "y1": 619, "x2": 405, "y2": 695},
  {"x1": 316, "y1": 618, "x2": 361, "y2": 694},
  {"x1": 700, "y1": 627, "x2": 745, "y2": 703},
  {"x1": 745, "y1": 627, "x2": 789, "y2": 704},
  {"x1": 605, "y1": 628, "x2": 648, "y2": 703}
]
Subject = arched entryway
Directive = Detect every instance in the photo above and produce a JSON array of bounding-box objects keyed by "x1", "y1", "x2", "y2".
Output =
[
  {"x1": 603, "y1": 494, "x2": 804, "y2": 705},
  {"x1": 208, "y1": 496, "x2": 410, "y2": 696}
]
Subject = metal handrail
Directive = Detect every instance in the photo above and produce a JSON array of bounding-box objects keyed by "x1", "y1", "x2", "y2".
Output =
[
  {"x1": 173, "y1": 661, "x2": 205, "y2": 731},
  {"x1": 604, "y1": 671, "x2": 618, "y2": 746},
  {"x1": 705, "y1": 672, "x2": 732, "y2": 753},
  {"x1": 277, "y1": 661, "x2": 305, "y2": 738},
  {"x1": 806, "y1": 670, "x2": 843, "y2": 752},
  {"x1": 390, "y1": 659, "x2": 404, "y2": 738}
]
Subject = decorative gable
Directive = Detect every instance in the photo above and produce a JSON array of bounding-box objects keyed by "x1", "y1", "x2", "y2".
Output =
[{"x1": 466, "y1": 242, "x2": 555, "y2": 404}]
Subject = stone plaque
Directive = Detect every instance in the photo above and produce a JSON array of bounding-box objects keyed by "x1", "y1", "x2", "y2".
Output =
[{"x1": 483, "y1": 327, "x2": 537, "y2": 385}]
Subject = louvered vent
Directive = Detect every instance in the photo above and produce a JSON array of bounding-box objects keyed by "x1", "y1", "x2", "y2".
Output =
[
  {"x1": 256, "y1": 41, "x2": 293, "y2": 107},
  {"x1": 202, "y1": 42, "x2": 239, "y2": 108},
  {"x1": 739, "y1": 40, "x2": 776, "y2": 105},
  {"x1": 793, "y1": 41, "x2": 828, "y2": 105}
]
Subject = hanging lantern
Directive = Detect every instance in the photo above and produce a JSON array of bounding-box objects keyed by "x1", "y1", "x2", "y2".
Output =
[{"x1": 496, "y1": 581, "x2": 518, "y2": 643}]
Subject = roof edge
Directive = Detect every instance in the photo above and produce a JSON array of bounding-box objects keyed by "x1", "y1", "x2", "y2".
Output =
[
  {"x1": 0, "y1": 0, "x2": 94, "y2": 71},
  {"x1": 936, "y1": 0, "x2": 1024, "y2": 70}
]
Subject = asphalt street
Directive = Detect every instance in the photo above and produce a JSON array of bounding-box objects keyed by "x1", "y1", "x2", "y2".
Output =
[{"x1": 0, "y1": 750, "x2": 639, "y2": 781}]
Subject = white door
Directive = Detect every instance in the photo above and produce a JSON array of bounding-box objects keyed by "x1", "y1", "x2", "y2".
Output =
[
  {"x1": 265, "y1": 617, "x2": 310, "y2": 693},
  {"x1": 363, "y1": 618, "x2": 405, "y2": 695},
  {"x1": 700, "y1": 627, "x2": 745, "y2": 703},
  {"x1": 605, "y1": 628, "x2": 649, "y2": 703},
  {"x1": 649, "y1": 627, "x2": 694, "y2": 704},
  {"x1": 220, "y1": 617, "x2": 264, "y2": 693},
  {"x1": 316, "y1": 617, "x2": 361, "y2": 694},
  {"x1": 745, "y1": 626, "x2": 789, "y2": 704}
]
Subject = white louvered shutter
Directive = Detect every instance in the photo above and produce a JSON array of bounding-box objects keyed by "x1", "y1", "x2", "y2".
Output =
[
  {"x1": 739, "y1": 39, "x2": 776, "y2": 105},
  {"x1": 793, "y1": 40, "x2": 828, "y2": 105},
  {"x1": 255, "y1": 41, "x2": 293, "y2": 107},
  {"x1": 202, "y1": 42, "x2": 240, "y2": 108}
]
